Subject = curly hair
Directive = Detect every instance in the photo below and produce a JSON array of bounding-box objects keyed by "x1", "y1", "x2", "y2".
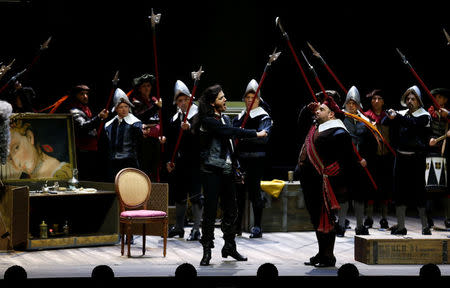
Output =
[{"x1": 198, "y1": 84, "x2": 222, "y2": 118}]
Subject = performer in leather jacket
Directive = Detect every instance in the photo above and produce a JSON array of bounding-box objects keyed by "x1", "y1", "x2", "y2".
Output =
[
  {"x1": 196, "y1": 84, "x2": 267, "y2": 266},
  {"x1": 166, "y1": 80, "x2": 203, "y2": 241},
  {"x1": 232, "y1": 79, "x2": 273, "y2": 238},
  {"x1": 67, "y1": 84, "x2": 108, "y2": 181},
  {"x1": 382, "y1": 85, "x2": 432, "y2": 235}
]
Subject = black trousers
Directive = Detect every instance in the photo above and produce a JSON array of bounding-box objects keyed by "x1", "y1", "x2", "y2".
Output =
[
  {"x1": 235, "y1": 157, "x2": 265, "y2": 230},
  {"x1": 110, "y1": 157, "x2": 139, "y2": 182},
  {"x1": 200, "y1": 169, "x2": 238, "y2": 248},
  {"x1": 172, "y1": 159, "x2": 202, "y2": 205},
  {"x1": 394, "y1": 152, "x2": 426, "y2": 207}
]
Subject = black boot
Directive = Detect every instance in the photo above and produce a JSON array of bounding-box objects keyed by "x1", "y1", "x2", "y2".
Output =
[
  {"x1": 200, "y1": 247, "x2": 212, "y2": 266},
  {"x1": 304, "y1": 253, "x2": 320, "y2": 266},
  {"x1": 314, "y1": 232, "x2": 336, "y2": 268},
  {"x1": 186, "y1": 229, "x2": 201, "y2": 241},
  {"x1": 168, "y1": 226, "x2": 185, "y2": 238},
  {"x1": 221, "y1": 241, "x2": 247, "y2": 261}
]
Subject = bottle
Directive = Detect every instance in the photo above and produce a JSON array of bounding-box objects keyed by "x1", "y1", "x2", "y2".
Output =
[
  {"x1": 40, "y1": 221, "x2": 48, "y2": 239},
  {"x1": 68, "y1": 168, "x2": 79, "y2": 190},
  {"x1": 63, "y1": 220, "x2": 69, "y2": 236}
]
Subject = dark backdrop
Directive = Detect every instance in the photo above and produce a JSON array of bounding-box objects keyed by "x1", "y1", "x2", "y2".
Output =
[{"x1": 1, "y1": 1, "x2": 448, "y2": 179}]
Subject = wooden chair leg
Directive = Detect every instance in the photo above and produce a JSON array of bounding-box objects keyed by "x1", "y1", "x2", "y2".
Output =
[
  {"x1": 127, "y1": 223, "x2": 132, "y2": 257},
  {"x1": 163, "y1": 218, "x2": 168, "y2": 257},
  {"x1": 142, "y1": 224, "x2": 146, "y2": 255},
  {"x1": 120, "y1": 222, "x2": 125, "y2": 256}
]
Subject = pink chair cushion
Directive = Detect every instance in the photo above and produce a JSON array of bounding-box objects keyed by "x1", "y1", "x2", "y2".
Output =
[{"x1": 120, "y1": 210, "x2": 167, "y2": 218}]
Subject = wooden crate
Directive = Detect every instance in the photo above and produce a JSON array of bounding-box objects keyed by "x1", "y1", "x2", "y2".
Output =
[{"x1": 355, "y1": 235, "x2": 449, "y2": 264}]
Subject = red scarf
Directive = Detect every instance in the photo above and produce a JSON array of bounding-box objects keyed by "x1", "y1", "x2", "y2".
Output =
[
  {"x1": 305, "y1": 125, "x2": 341, "y2": 233},
  {"x1": 364, "y1": 109, "x2": 386, "y2": 124}
]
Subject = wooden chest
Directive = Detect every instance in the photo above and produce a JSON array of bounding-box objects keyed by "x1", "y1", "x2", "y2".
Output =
[
  {"x1": 245, "y1": 181, "x2": 313, "y2": 232},
  {"x1": 355, "y1": 235, "x2": 449, "y2": 264}
]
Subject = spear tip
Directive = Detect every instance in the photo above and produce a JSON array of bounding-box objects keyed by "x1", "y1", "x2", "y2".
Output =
[
  {"x1": 443, "y1": 28, "x2": 450, "y2": 45},
  {"x1": 307, "y1": 41, "x2": 321, "y2": 58}
]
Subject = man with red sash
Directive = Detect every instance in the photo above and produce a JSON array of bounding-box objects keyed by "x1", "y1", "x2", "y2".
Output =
[{"x1": 298, "y1": 91, "x2": 357, "y2": 267}]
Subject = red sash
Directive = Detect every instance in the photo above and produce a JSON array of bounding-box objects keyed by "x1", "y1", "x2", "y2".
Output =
[{"x1": 305, "y1": 125, "x2": 341, "y2": 233}]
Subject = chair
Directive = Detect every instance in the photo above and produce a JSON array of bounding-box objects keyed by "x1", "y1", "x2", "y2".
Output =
[{"x1": 115, "y1": 168, "x2": 168, "y2": 257}]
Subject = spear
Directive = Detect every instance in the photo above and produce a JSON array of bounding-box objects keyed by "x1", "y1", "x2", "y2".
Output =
[
  {"x1": 26, "y1": 36, "x2": 52, "y2": 73},
  {"x1": 275, "y1": 17, "x2": 317, "y2": 102},
  {"x1": 149, "y1": 8, "x2": 164, "y2": 149},
  {"x1": 306, "y1": 42, "x2": 397, "y2": 157},
  {"x1": 97, "y1": 70, "x2": 120, "y2": 140},
  {"x1": 0, "y1": 68, "x2": 27, "y2": 95},
  {"x1": 169, "y1": 66, "x2": 204, "y2": 167},
  {"x1": 0, "y1": 36, "x2": 52, "y2": 96},
  {"x1": 300, "y1": 50, "x2": 379, "y2": 191},
  {"x1": 240, "y1": 48, "x2": 281, "y2": 129},
  {"x1": 444, "y1": 28, "x2": 450, "y2": 46},
  {"x1": 0, "y1": 59, "x2": 15, "y2": 81},
  {"x1": 307, "y1": 41, "x2": 348, "y2": 95},
  {"x1": 396, "y1": 48, "x2": 441, "y2": 109}
]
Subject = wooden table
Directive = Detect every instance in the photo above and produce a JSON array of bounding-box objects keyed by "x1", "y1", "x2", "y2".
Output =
[{"x1": 0, "y1": 181, "x2": 119, "y2": 251}]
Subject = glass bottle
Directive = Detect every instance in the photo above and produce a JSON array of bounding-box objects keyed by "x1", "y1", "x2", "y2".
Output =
[
  {"x1": 40, "y1": 221, "x2": 48, "y2": 239},
  {"x1": 63, "y1": 220, "x2": 69, "y2": 236},
  {"x1": 68, "y1": 168, "x2": 79, "y2": 190}
]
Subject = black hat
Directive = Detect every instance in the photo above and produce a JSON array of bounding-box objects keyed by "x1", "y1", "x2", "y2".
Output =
[
  {"x1": 132, "y1": 74, "x2": 155, "y2": 88},
  {"x1": 430, "y1": 88, "x2": 450, "y2": 98},
  {"x1": 69, "y1": 84, "x2": 90, "y2": 97}
]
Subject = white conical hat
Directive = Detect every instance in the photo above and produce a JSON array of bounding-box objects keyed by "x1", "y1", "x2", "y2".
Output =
[
  {"x1": 343, "y1": 86, "x2": 362, "y2": 109},
  {"x1": 173, "y1": 80, "x2": 191, "y2": 104},
  {"x1": 243, "y1": 79, "x2": 263, "y2": 101},
  {"x1": 112, "y1": 88, "x2": 134, "y2": 112}
]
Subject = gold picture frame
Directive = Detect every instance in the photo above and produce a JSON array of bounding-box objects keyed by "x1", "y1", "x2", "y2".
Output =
[{"x1": 1, "y1": 113, "x2": 76, "y2": 182}]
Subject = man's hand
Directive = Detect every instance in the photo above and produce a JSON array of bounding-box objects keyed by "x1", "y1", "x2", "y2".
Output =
[
  {"x1": 98, "y1": 109, "x2": 109, "y2": 120},
  {"x1": 181, "y1": 121, "x2": 190, "y2": 131},
  {"x1": 154, "y1": 97, "x2": 163, "y2": 108},
  {"x1": 307, "y1": 102, "x2": 319, "y2": 113},
  {"x1": 387, "y1": 109, "x2": 396, "y2": 119},
  {"x1": 360, "y1": 158, "x2": 367, "y2": 168},
  {"x1": 439, "y1": 107, "x2": 449, "y2": 118},
  {"x1": 166, "y1": 162, "x2": 175, "y2": 173},
  {"x1": 256, "y1": 130, "x2": 267, "y2": 137},
  {"x1": 159, "y1": 135, "x2": 166, "y2": 144}
]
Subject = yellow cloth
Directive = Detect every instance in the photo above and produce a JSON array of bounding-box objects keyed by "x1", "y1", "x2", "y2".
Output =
[{"x1": 260, "y1": 179, "x2": 286, "y2": 198}]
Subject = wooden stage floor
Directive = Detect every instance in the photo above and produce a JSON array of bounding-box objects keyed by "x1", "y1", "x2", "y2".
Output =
[{"x1": 0, "y1": 216, "x2": 449, "y2": 281}]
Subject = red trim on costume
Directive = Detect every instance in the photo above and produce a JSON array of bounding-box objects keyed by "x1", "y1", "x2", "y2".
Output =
[{"x1": 305, "y1": 125, "x2": 341, "y2": 233}]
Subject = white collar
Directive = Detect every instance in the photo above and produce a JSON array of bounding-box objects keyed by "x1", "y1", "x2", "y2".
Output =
[
  {"x1": 318, "y1": 119, "x2": 349, "y2": 133},
  {"x1": 237, "y1": 106, "x2": 268, "y2": 120},
  {"x1": 172, "y1": 104, "x2": 198, "y2": 122},
  {"x1": 397, "y1": 107, "x2": 430, "y2": 117},
  {"x1": 105, "y1": 113, "x2": 141, "y2": 128}
]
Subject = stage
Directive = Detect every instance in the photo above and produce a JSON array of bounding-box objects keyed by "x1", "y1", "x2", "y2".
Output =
[{"x1": 0, "y1": 215, "x2": 449, "y2": 285}]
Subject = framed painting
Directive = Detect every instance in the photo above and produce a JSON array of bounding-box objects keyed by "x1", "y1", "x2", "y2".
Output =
[{"x1": 0, "y1": 113, "x2": 76, "y2": 182}]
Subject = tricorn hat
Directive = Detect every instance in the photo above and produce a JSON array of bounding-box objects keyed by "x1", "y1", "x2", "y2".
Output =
[{"x1": 132, "y1": 73, "x2": 155, "y2": 88}]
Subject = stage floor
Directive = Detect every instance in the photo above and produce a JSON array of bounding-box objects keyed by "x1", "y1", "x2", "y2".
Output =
[{"x1": 1, "y1": 216, "x2": 449, "y2": 280}]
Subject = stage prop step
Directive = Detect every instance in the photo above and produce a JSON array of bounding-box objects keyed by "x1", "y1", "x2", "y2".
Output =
[{"x1": 355, "y1": 235, "x2": 449, "y2": 264}]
